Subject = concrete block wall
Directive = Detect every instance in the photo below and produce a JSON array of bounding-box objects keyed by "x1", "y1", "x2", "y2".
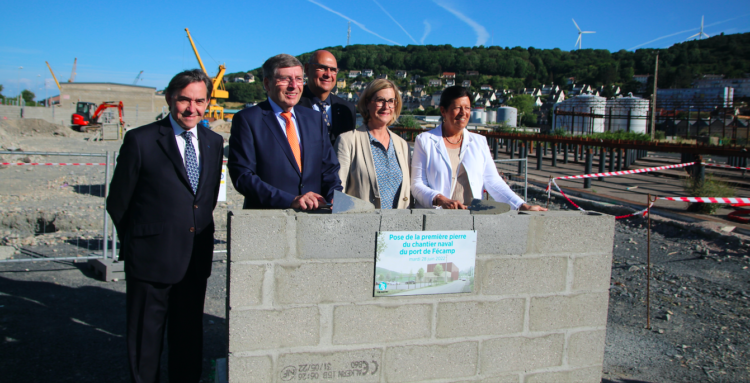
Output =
[
  {"x1": 227, "y1": 209, "x2": 614, "y2": 383},
  {"x1": 0, "y1": 105, "x2": 164, "y2": 129}
]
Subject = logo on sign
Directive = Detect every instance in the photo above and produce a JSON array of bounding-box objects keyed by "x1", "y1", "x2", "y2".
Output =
[{"x1": 378, "y1": 282, "x2": 387, "y2": 291}]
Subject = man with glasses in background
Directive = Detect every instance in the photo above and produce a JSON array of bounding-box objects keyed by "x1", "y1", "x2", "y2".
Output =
[
  {"x1": 298, "y1": 50, "x2": 356, "y2": 144},
  {"x1": 228, "y1": 54, "x2": 342, "y2": 210}
]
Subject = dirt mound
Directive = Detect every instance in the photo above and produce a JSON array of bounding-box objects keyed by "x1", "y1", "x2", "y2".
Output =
[
  {"x1": 210, "y1": 120, "x2": 232, "y2": 133},
  {"x1": 0, "y1": 119, "x2": 70, "y2": 137}
]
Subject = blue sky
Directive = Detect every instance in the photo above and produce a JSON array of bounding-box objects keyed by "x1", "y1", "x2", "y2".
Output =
[{"x1": 2, "y1": 0, "x2": 749, "y2": 100}]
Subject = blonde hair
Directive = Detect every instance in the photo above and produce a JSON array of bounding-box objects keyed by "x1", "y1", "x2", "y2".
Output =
[{"x1": 357, "y1": 79, "x2": 402, "y2": 126}]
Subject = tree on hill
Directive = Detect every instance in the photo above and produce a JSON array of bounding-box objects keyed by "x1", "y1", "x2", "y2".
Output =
[
  {"x1": 433, "y1": 263, "x2": 443, "y2": 277},
  {"x1": 21, "y1": 89, "x2": 35, "y2": 103},
  {"x1": 506, "y1": 95, "x2": 537, "y2": 126}
]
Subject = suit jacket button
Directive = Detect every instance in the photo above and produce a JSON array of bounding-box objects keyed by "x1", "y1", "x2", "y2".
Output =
[
  {"x1": 189, "y1": 227, "x2": 195, "y2": 232},
  {"x1": 299, "y1": 183, "x2": 304, "y2": 189}
]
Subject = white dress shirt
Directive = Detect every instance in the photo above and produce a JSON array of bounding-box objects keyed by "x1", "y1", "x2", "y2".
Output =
[
  {"x1": 268, "y1": 98, "x2": 302, "y2": 144},
  {"x1": 169, "y1": 114, "x2": 201, "y2": 172},
  {"x1": 410, "y1": 125, "x2": 525, "y2": 209}
]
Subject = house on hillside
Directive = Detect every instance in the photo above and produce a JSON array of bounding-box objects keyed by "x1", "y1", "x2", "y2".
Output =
[
  {"x1": 446, "y1": 79, "x2": 455, "y2": 87},
  {"x1": 348, "y1": 70, "x2": 361, "y2": 78},
  {"x1": 350, "y1": 81, "x2": 364, "y2": 90},
  {"x1": 480, "y1": 84, "x2": 493, "y2": 91},
  {"x1": 442, "y1": 72, "x2": 456, "y2": 79},
  {"x1": 244, "y1": 73, "x2": 255, "y2": 83},
  {"x1": 462, "y1": 80, "x2": 471, "y2": 88},
  {"x1": 376, "y1": 73, "x2": 388, "y2": 79},
  {"x1": 363, "y1": 69, "x2": 374, "y2": 77},
  {"x1": 337, "y1": 79, "x2": 347, "y2": 89},
  {"x1": 395, "y1": 70, "x2": 407, "y2": 79},
  {"x1": 429, "y1": 79, "x2": 442, "y2": 87}
]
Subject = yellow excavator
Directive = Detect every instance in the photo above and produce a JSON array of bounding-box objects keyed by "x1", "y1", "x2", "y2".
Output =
[{"x1": 185, "y1": 28, "x2": 228, "y2": 120}]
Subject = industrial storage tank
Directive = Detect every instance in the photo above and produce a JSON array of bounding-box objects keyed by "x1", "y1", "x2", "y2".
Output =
[
  {"x1": 553, "y1": 94, "x2": 606, "y2": 134},
  {"x1": 470, "y1": 108, "x2": 486, "y2": 124},
  {"x1": 496, "y1": 106, "x2": 517, "y2": 127},
  {"x1": 486, "y1": 109, "x2": 497, "y2": 124},
  {"x1": 605, "y1": 94, "x2": 649, "y2": 133}
]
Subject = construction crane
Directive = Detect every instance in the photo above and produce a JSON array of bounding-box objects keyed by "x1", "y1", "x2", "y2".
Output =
[
  {"x1": 185, "y1": 28, "x2": 228, "y2": 120},
  {"x1": 133, "y1": 70, "x2": 144, "y2": 85},
  {"x1": 68, "y1": 58, "x2": 77, "y2": 82},
  {"x1": 45, "y1": 61, "x2": 62, "y2": 91}
]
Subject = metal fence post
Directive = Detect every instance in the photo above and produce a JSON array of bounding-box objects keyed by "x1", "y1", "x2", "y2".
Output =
[
  {"x1": 103, "y1": 151, "x2": 110, "y2": 258},
  {"x1": 551, "y1": 143, "x2": 557, "y2": 167},
  {"x1": 524, "y1": 158, "x2": 528, "y2": 202},
  {"x1": 111, "y1": 151, "x2": 117, "y2": 261},
  {"x1": 536, "y1": 141, "x2": 543, "y2": 170},
  {"x1": 563, "y1": 143, "x2": 569, "y2": 164},
  {"x1": 584, "y1": 148, "x2": 593, "y2": 189},
  {"x1": 598, "y1": 147, "x2": 605, "y2": 181}
]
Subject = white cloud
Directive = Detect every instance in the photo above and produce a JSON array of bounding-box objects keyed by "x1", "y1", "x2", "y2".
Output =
[
  {"x1": 373, "y1": 0, "x2": 417, "y2": 44},
  {"x1": 421, "y1": 20, "x2": 432, "y2": 44},
  {"x1": 307, "y1": 0, "x2": 401, "y2": 46},
  {"x1": 433, "y1": 0, "x2": 489, "y2": 46}
]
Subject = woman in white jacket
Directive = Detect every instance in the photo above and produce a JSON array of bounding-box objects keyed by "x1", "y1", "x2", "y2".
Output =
[{"x1": 410, "y1": 86, "x2": 546, "y2": 211}]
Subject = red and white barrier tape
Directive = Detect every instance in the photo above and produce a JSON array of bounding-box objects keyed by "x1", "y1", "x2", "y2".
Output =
[
  {"x1": 1, "y1": 162, "x2": 108, "y2": 166},
  {"x1": 553, "y1": 162, "x2": 695, "y2": 180},
  {"x1": 660, "y1": 197, "x2": 750, "y2": 204},
  {"x1": 549, "y1": 179, "x2": 651, "y2": 219},
  {"x1": 702, "y1": 163, "x2": 749, "y2": 171}
]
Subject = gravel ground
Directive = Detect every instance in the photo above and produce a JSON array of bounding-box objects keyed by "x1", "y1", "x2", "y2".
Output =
[{"x1": 1, "y1": 121, "x2": 749, "y2": 382}]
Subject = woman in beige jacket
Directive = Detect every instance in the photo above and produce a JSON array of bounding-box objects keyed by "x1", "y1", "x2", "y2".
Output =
[{"x1": 335, "y1": 79, "x2": 411, "y2": 209}]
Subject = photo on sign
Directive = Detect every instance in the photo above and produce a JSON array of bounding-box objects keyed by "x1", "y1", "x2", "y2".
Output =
[{"x1": 374, "y1": 230, "x2": 477, "y2": 297}]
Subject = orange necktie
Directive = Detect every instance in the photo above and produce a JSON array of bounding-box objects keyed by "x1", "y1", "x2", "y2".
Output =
[{"x1": 281, "y1": 112, "x2": 302, "y2": 172}]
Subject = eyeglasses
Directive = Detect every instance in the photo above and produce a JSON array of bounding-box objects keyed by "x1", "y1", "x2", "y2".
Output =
[
  {"x1": 372, "y1": 98, "x2": 396, "y2": 108},
  {"x1": 275, "y1": 76, "x2": 305, "y2": 86},
  {"x1": 311, "y1": 62, "x2": 339, "y2": 74}
]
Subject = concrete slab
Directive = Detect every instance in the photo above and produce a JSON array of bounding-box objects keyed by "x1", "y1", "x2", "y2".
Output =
[{"x1": 88, "y1": 258, "x2": 125, "y2": 282}]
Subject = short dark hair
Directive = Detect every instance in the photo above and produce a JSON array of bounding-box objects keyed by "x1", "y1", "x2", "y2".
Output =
[
  {"x1": 165, "y1": 69, "x2": 212, "y2": 100},
  {"x1": 263, "y1": 54, "x2": 303, "y2": 80},
  {"x1": 439, "y1": 86, "x2": 473, "y2": 109}
]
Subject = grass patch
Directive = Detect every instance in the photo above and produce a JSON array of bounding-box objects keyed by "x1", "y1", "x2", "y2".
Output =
[{"x1": 683, "y1": 174, "x2": 736, "y2": 214}]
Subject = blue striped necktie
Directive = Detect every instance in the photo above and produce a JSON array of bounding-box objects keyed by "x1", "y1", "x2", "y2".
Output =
[{"x1": 181, "y1": 130, "x2": 199, "y2": 194}]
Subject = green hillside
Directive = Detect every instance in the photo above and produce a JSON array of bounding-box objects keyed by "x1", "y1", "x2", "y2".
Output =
[{"x1": 223, "y1": 32, "x2": 750, "y2": 104}]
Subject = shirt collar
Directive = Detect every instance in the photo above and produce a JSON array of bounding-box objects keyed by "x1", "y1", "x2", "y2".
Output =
[
  {"x1": 268, "y1": 98, "x2": 297, "y2": 119},
  {"x1": 168, "y1": 114, "x2": 197, "y2": 137},
  {"x1": 367, "y1": 130, "x2": 393, "y2": 149},
  {"x1": 313, "y1": 95, "x2": 330, "y2": 106}
]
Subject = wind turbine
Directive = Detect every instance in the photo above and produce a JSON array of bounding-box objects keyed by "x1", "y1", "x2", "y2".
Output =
[
  {"x1": 572, "y1": 19, "x2": 595, "y2": 50},
  {"x1": 686, "y1": 16, "x2": 710, "y2": 40}
]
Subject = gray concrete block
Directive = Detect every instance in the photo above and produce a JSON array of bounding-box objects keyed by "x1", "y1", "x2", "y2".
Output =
[
  {"x1": 380, "y1": 210, "x2": 423, "y2": 231},
  {"x1": 523, "y1": 366, "x2": 602, "y2": 383},
  {"x1": 228, "y1": 263, "x2": 264, "y2": 308},
  {"x1": 572, "y1": 253, "x2": 613, "y2": 292},
  {"x1": 481, "y1": 257, "x2": 567, "y2": 296},
  {"x1": 227, "y1": 355, "x2": 272, "y2": 383},
  {"x1": 228, "y1": 307, "x2": 319, "y2": 352},
  {"x1": 469, "y1": 199, "x2": 512, "y2": 214},
  {"x1": 384, "y1": 342, "x2": 478, "y2": 382},
  {"x1": 422, "y1": 210, "x2": 474, "y2": 231},
  {"x1": 333, "y1": 190, "x2": 376, "y2": 214},
  {"x1": 473, "y1": 214, "x2": 530, "y2": 255},
  {"x1": 567, "y1": 330, "x2": 607, "y2": 367},
  {"x1": 297, "y1": 214, "x2": 381, "y2": 259},
  {"x1": 229, "y1": 210, "x2": 292, "y2": 261},
  {"x1": 0, "y1": 245, "x2": 16, "y2": 260},
  {"x1": 526, "y1": 212, "x2": 614, "y2": 255},
  {"x1": 276, "y1": 348, "x2": 383, "y2": 382},
  {"x1": 529, "y1": 292, "x2": 609, "y2": 331},
  {"x1": 436, "y1": 299, "x2": 525, "y2": 338},
  {"x1": 88, "y1": 258, "x2": 125, "y2": 282},
  {"x1": 478, "y1": 375, "x2": 521, "y2": 383},
  {"x1": 333, "y1": 304, "x2": 432, "y2": 345},
  {"x1": 275, "y1": 262, "x2": 374, "y2": 305},
  {"x1": 480, "y1": 334, "x2": 564, "y2": 375}
]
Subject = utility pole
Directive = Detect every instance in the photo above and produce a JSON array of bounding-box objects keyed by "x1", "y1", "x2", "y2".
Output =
[
  {"x1": 347, "y1": 21, "x2": 351, "y2": 46},
  {"x1": 650, "y1": 53, "x2": 659, "y2": 139}
]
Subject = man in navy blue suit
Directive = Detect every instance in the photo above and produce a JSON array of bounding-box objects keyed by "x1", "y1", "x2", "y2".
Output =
[{"x1": 228, "y1": 54, "x2": 342, "y2": 209}]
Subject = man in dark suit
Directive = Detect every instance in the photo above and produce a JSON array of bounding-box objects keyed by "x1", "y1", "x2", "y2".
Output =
[
  {"x1": 106, "y1": 69, "x2": 224, "y2": 383},
  {"x1": 228, "y1": 54, "x2": 342, "y2": 210},
  {"x1": 297, "y1": 50, "x2": 357, "y2": 144}
]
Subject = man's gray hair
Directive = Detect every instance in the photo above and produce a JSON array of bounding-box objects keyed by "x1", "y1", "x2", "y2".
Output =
[
  {"x1": 262, "y1": 54, "x2": 303, "y2": 80},
  {"x1": 165, "y1": 69, "x2": 212, "y2": 100}
]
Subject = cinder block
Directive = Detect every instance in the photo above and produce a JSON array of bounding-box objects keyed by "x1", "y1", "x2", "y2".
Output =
[
  {"x1": 480, "y1": 334, "x2": 564, "y2": 375},
  {"x1": 526, "y1": 212, "x2": 614, "y2": 255},
  {"x1": 479, "y1": 375, "x2": 521, "y2": 383},
  {"x1": 572, "y1": 254, "x2": 613, "y2": 292},
  {"x1": 297, "y1": 213, "x2": 381, "y2": 259},
  {"x1": 436, "y1": 299, "x2": 525, "y2": 338},
  {"x1": 229, "y1": 210, "x2": 292, "y2": 261},
  {"x1": 529, "y1": 293, "x2": 609, "y2": 331},
  {"x1": 380, "y1": 210, "x2": 423, "y2": 231},
  {"x1": 275, "y1": 262, "x2": 374, "y2": 304},
  {"x1": 228, "y1": 307, "x2": 319, "y2": 352},
  {"x1": 422, "y1": 210, "x2": 474, "y2": 231},
  {"x1": 227, "y1": 355, "x2": 272, "y2": 383},
  {"x1": 481, "y1": 257, "x2": 567, "y2": 296},
  {"x1": 473, "y1": 214, "x2": 530, "y2": 255},
  {"x1": 333, "y1": 304, "x2": 432, "y2": 345},
  {"x1": 523, "y1": 366, "x2": 602, "y2": 383},
  {"x1": 228, "y1": 263, "x2": 265, "y2": 308},
  {"x1": 384, "y1": 342, "x2": 478, "y2": 382},
  {"x1": 276, "y1": 348, "x2": 383, "y2": 382},
  {"x1": 567, "y1": 330, "x2": 606, "y2": 367}
]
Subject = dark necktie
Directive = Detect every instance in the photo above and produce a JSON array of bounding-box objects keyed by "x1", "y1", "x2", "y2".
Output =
[
  {"x1": 315, "y1": 100, "x2": 332, "y2": 141},
  {"x1": 181, "y1": 131, "x2": 199, "y2": 194}
]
